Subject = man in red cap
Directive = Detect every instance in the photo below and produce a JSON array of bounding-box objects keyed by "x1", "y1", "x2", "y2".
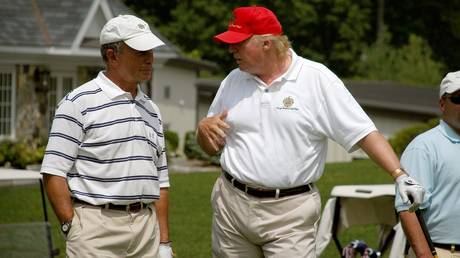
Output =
[{"x1": 197, "y1": 6, "x2": 425, "y2": 258}]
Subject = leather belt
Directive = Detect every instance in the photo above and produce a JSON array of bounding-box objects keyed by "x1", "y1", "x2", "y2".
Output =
[
  {"x1": 433, "y1": 243, "x2": 460, "y2": 252},
  {"x1": 72, "y1": 198, "x2": 150, "y2": 212},
  {"x1": 223, "y1": 170, "x2": 312, "y2": 198}
]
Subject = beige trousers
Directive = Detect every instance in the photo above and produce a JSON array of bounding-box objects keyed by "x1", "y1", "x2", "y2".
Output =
[
  {"x1": 211, "y1": 176, "x2": 321, "y2": 258},
  {"x1": 408, "y1": 247, "x2": 460, "y2": 258},
  {"x1": 66, "y1": 203, "x2": 159, "y2": 258}
]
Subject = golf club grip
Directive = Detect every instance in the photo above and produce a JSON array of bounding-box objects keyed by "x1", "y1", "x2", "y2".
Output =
[{"x1": 408, "y1": 196, "x2": 438, "y2": 257}]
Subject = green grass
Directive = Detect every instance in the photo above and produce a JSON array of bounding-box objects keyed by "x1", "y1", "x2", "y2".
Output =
[{"x1": 0, "y1": 159, "x2": 394, "y2": 258}]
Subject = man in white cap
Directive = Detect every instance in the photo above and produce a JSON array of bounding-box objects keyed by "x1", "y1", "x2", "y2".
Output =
[
  {"x1": 396, "y1": 71, "x2": 460, "y2": 258},
  {"x1": 41, "y1": 15, "x2": 173, "y2": 258},
  {"x1": 197, "y1": 6, "x2": 425, "y2": 258}
]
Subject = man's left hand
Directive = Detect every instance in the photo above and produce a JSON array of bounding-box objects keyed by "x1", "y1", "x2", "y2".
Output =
[{"x1": 159, "y1": 243, "x2": 174, "y2": 258}]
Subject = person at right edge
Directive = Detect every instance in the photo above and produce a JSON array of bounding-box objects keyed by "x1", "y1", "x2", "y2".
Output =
[
  {"x1": 196, "y1": 6, "x2": 426, "y2": 258},
  {"x1": 395, "y1": 71, "x2": 460, "y2": 258}
]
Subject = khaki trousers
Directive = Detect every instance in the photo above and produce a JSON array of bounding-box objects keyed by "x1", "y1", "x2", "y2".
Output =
[
  {"x1": 211, "y1": 176, "x2": 321, "y2": 258},
  {"x1": 66, "y1": 202, "x2": 159, "y2": 258},
  {"x1": 408, "y1": 247, "x2": 460, "y2": 258}
]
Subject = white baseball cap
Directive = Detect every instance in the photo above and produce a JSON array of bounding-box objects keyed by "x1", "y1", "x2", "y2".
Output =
[
  {"x1": 100, "y1": 15, "x2": 165, "y2": 51},
  {"x1": 440, "y1": 71, "x2": 460, "y2": 98}
]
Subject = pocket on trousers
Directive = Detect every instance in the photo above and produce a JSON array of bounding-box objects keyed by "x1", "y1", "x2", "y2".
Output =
[
  {"x1": 66, "y1": 206, "x2": 83, "y2": 241},
  {"x1": 210, "y1": 177, "x2": 221, "y2": 210}
]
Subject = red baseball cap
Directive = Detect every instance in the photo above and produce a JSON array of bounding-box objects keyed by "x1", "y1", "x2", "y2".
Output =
[{"x1": 214, "y1": 6, "x2": 283, "y2": 44}]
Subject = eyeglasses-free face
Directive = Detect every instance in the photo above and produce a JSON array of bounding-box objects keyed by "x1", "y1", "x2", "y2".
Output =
[{"x1": 445, "y1": 93, "x2": 460, "y2": 105}]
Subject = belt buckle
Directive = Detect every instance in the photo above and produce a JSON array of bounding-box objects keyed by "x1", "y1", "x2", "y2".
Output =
[{"x1": 451, "y1": 245, "x2": 455, "y2": 253}]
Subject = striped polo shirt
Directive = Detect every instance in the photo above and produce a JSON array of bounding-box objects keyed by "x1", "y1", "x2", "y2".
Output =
[{"x1": 41, "y1": 71, "x2": 169, "y2": 205}]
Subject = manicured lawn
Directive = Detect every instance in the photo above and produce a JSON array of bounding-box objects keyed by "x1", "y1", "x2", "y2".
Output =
[{"x1": 0, "y1": 159, "x2": 394, "y2": 258}]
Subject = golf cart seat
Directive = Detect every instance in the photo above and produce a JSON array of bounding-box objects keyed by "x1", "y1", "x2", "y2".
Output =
[{"x1": 315, "y1": 184, "x2": 406, "y2": 258}]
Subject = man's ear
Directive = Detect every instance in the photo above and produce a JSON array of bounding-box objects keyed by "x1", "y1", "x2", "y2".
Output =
[
  {"x1": 106, "y1": 48, "x2": 118, "y2": 64},
  {"x1": 262, "y1": 39, "x2": 272, "y2": 50},
  {"x1": 439, "y1": 98, "x2": 446, "y2": 113}
]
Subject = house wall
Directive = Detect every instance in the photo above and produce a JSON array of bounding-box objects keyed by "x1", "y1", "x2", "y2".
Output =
[
  {"x1": 152, "y1": 65, "x2": 197, "y2": 153},
  {"x1": 325, "y1": 107, "x2": 439, "y2": 163}
]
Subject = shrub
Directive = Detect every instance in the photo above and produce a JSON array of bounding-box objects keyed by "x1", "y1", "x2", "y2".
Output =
[
  {"x1": 183, "y1": 131, "x2": 220, "y2": 165},
  {"x1": 357, "y1": 33, "x2": 445, "y2": 86},
  {"x1": 0, "y1": 140, "x2": 45, "y2": 168},
  {"x1": 389, "y1": 118, "x2": 439, "y2": 156},
  {"x1": 164, "y1": 130, "x2": 179, "y2": 156}
]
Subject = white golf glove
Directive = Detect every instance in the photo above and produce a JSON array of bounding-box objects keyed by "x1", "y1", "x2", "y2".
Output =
[
  {"x1": 159, "y1": 242, "x2": 174, "y2": 258},
  {"x1": 396, "y1": 174, "x2": 425, "y2": 212}
]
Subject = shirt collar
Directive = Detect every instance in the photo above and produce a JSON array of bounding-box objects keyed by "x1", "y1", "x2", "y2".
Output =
[
  {"x1": 439, "y1": 120, "x2": 460, "y2": 143},
  {"x1": 95, "y1": 71, "x2": 147, "y2": 103}
]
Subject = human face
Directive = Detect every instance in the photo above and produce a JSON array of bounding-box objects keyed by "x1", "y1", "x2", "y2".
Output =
[
  {"x1": 440, "y1": 90, "x2": 460, "y2": 134},
  {"x1": 114, "y1": 43, "x2": 154, "y2": 85},
  {"x1": 228, "y1": 36, "x2": 266, "y2": 75}
]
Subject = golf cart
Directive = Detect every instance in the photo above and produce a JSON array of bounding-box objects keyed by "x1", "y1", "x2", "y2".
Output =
[
  {"x1": 316, "y1": 184, "x2": 406, "y2": 258},
  {"x1": 0, "y1": 168, "x2": 59, "y2": 258}
]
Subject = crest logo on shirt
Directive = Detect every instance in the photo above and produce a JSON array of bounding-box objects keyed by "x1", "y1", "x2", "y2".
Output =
[
  {"x1": 276, "y1": 96, "x2": 299, "y2": 111},
  {"x1": 283, "y1": 96, "x2": 294, "y2": 108}
]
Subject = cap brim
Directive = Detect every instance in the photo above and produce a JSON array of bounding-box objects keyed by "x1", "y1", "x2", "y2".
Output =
[
  {"x1": 213, "y1": 30, "x2": 252, "y2": 44},
  {"x1": 445, "y1": 85, "x2": 460, "y2": 94},
  {"x1": 124, "y1": 32, "x2": 165, "y2": 51}
]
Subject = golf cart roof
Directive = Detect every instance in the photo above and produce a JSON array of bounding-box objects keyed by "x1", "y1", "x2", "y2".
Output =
[{"x1": 331, "y1": 184, "x2": 395, "y2": 198}]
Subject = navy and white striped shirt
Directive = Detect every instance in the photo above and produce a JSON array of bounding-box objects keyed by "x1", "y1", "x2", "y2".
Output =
[{"x1": 41, "y1": 71, "x2": 169, "y2": 205}]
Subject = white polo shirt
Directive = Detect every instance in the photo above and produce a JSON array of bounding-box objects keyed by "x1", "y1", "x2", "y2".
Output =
[
  {"x1": 41, "y1": 71, "x2": 169, "y2": 205},
  {"x1": 208, "y1": 50, "x2": 376, "y2": 188}
]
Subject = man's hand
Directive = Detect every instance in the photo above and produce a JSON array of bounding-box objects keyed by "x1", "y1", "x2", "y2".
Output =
[
  {"x1": 196, "y1": 110, "x2": 230, "y2": 155},
  {"x1": 159, "y1": 243, "x2": 174, "y2": 258},
  {"x1": 396, "y1": 174, "x2": 425, "y2": 212}
]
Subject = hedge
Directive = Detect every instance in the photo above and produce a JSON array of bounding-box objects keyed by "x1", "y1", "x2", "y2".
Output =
[
  {"x1": 389, "y1": 118, "x2": 439, "y2": 157},
  {"x1": 183, "y1": 131, "x2": 220, "y2": 165}
]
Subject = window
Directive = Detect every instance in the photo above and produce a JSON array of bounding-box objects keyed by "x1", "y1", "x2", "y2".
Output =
[
  {"x1": 47, "y1": 74, "x2": 75, "y2": 129},
  {"x1": 62, "y1": 77, "x2": 74, "y2": 96},
  {"x1": 0, "y1": 70, "x2": 15, "y2": 139},
  {"x1": 46, "y1": 77, "x2": 57, "y2": 129}
]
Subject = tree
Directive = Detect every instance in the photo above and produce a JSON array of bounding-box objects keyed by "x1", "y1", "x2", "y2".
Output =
[
  {"x1": 124, "y1": 0, "x2": 374, "y2": 76},
  {"x1": 384, "y1": 0, "x2": 460, "y2": 73},
  {"x1": 356, "y1": 33, "x2": 445, "y2": 86},
  {"x1": 124, "y1": 0, "x2": 454, "y2": 80}
]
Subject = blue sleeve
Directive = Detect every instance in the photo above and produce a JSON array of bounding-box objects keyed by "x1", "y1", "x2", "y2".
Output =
[{"x1": 395, "y1": 144, "x2": 434, "y2": 212}]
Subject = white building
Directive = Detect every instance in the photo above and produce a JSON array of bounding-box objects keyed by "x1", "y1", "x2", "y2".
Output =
[{"x1": 0, "y1": 0, "x2": 215, "y2": 150}]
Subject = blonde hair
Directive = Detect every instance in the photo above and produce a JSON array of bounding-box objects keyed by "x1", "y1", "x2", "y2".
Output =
[{"x1": 254, "y1": 34, "x2": 292, "y2": 60}]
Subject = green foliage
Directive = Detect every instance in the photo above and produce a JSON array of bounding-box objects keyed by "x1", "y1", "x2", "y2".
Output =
[
  {"x1": 125, "y1": 0, "x2": 375, "y2": 76},
  {"x1": 184, "y1": 131, "x2": 220, "y2": 165},
  {"x1": 384, "y1": 0, "x2": 460, "y2": 75},
  {"x1": 124, "y1": 0, "x2": 460, "y2": 78},
  {"x1": 164, "y1": 130, "x2": 179, "y2": 156},
  {"x1": 357, "y1": 33, "x2": 445, "y2": 86},
  {"x1": 0, "y1": 140, "x2": 45, "y2": 169},
  {"x1": 389, "y1": 118, "x2": 439, "y2": 157}
]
